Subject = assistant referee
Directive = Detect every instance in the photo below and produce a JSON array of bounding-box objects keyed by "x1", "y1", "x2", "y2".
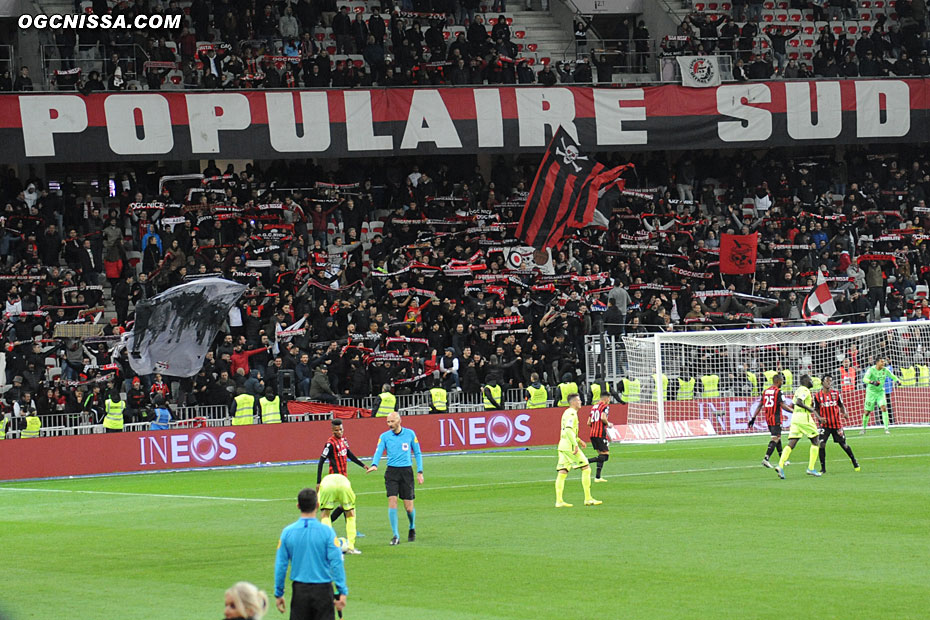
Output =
[
  {"x1": 366, "y1": 411, "x2": 424, "y2": 545},
  {"x1": 274, "y1": 488, "x2": 348, "y2": 620}
]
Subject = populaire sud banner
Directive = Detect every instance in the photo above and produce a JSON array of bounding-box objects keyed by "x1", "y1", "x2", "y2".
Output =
[{"x1": 0, "y1": 79, "x2": 926, "y2": 162}]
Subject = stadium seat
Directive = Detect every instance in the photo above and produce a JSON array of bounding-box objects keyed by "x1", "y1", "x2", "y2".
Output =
[
  {"x1": 788, "y1": 51, "x2": 799, "y2": 60},
  {"x1": 777, "y1": 0, "x2": 788, "y2": 7},
  {"x1": 775, "y1": 11, "x2": 789, "y2": 22},
  {"x1": 721, "y1": 2, "x2": 732, "y2": 10},
  {"x1": 763, "y1": 0, "x2": 775, "y2": 7},
  {"x1": 763, "y1": 11, "x2": 775, "y2": 22},
  {"x1": 695, "y1": 2, "x2": 706, "y2": 10},
  {"x1": 707, "y1": 3, "x2": 719, "y2": 11}
]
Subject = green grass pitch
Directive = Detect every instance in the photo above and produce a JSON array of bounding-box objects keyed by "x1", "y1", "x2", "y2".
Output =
[{"x1": 2, "y1": 429, "x2": 929, "y2": 620}]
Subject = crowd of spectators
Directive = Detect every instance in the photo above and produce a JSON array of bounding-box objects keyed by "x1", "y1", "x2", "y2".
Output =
[
  {"x1": 661, "y1": 0, "x2": 930, "y2": 80},
  {"x1": 0, "y1": 0, "x2": 626, "y2": 92},
  {"x1": 1, "y1": 145, "x2": 929, "y2": 427}
]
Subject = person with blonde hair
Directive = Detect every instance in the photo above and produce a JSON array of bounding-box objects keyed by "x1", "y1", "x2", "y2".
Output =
[{"x1": 224, "y1": 581, "x2": 269, "y2": 619}]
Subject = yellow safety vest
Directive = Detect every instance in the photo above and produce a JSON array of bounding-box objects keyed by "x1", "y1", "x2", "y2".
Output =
[
  {"x1": 900, "y1": 366, "x2": 917, "y2": 387},
  {"x1": 375, "y1": 392, "x2": 396, "y2": 417},
  {"x1": 557, "y1": 382, "x2": 578, "y2": 407},
  {"x1": 621, "y1": 378, "x2": 640, "y2": 403},
  {"x1": 651, "y1": 373, "x2": 669, "y2": 402},
  {"x1": 483, "y1": 384, "x2": 503, "y2": 411},
  {"x1": 747, "y1": 371, "x2": 759, "y2": 396},
  {"x1": 259, "y1": 396, "x2": 282, "y2": 423},
  {"x1": 103, "y1": 400, "x2": 125, "y2": 430},
  {"x1": 811, "y1": 376, "x2": 822, "y2": 393},
  {"x1": 233, "y1": 394, "x2": 255, "y2": 425},
  {"x1": 430, "y1": 387, "x2": 448, "y2": 412},
  {"x1": 781, "y1": 369, "x2": 793, "y2": 392},
  {"x1": 0, "y1": 416, "x2": 6, "y2": 440},
  {"x1": 763, "y1": 370, "x2": 777, "y2": 389},
  {"x1": 526, "y1": 385, "x2": 547, "y2": 408},
  {"x1": 701, "y1": 374, "x2": 720, "y2": 398},
  {"x1": 590, "y1": 382, "x2": 604, "y2": 403},
  {"x1": 677, "y1": 377, "x2": 695, "y2": 400},
  {"x1": 918, "y1": 365, "x2": 929, "y2": 388},
  {"x1": 22, "y1": 415, "x2": 41, "y2": 438}
]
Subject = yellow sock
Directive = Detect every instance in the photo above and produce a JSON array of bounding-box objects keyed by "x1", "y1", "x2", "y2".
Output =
[
  {"x1": 581, "y1": 468, "x2": 592, "y2": 502},
  {"x1": 321, "y1": 515, "x2": 332, "y2": 528},
  {"x1": 345, "y1": 514, "x2": 357, "y2": 549},
  {"x1": 555, "y1": 472, "x2": 567, "y2": 503},
  {"x1": 778, "y1": 445, "x2": 792, "y2": 468},
  {"x1": 809, "y1": 445, "x2": 819, "y2": 470}
]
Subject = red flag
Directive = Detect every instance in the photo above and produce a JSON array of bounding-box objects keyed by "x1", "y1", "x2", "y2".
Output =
[
  {"x1": 719, "y1": 233, "x2": 758, "y2": 274},
  {"x1": 516, "y1": 127, "x2": 629, "y2": 249}
]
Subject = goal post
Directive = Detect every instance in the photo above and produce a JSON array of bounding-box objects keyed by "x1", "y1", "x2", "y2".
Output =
[{"x1": 618, "y1": 322, "x2": 930, "y2": 443}]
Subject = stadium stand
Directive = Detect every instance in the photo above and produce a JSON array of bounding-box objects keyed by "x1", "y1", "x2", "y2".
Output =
[
  {"x1": 673, "y1": 0, "x2": 930, "y2": 79},
  {"x1": 0, "y1": 145, "x2": 928, "y2": 436}
]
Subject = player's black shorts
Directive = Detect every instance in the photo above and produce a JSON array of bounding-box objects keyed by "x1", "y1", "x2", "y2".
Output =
[
  {"x1": 385, "y1": 466, "x2": 415, "y2": 500},
  {"x1": 767, "y1": 424, "x2": 782, "y2": 437},
  {"x1": 590, "y1": 436, "x2": 610, "y2": 452},
  {"x1": 820, "y1": 427, "x2": 845, "y2": 443}
]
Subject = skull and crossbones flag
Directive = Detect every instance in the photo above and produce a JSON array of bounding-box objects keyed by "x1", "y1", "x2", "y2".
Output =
[
  {"x1": 515, "y1": 127, "x2": 632, "y2": 249},
  {"x1": 719, "y1": 233, "x2": 759, "y2": 274}
]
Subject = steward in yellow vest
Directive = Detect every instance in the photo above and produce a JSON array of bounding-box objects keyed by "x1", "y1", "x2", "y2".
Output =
[
  {"x1": 651, "y1": 373, "x2": 669, "y2": 402},
  {"x1": 746, "y1": 371, "x2": 759, "y2": 396},
  {"x1": 917, "y1": 365, "x2": 929, "y2": 387},
  {"x1": 21, "y1": 414, "x2": 42, "y2": 438},
  {"x1": 620, "y1": 378, "x2": 641, "y2": 403},
  {"x1": 525, "y1": 372, "x2": 548, "y2": 408},
  {"x1": 103, "y1": 392, "x2": 125, "y2": 432},
  {"x1": 374, "y1": 384, "x2": 397, "y2": 417},
  {"x1": 677, "y1": 377, "x2": 695, "y2": 400},
  {"x1": 259, "y1": 389, "x2": 282, "y2": 423},
  {"x1": 232, "y1": 388, "x2": 256, "y2": 425},
  {"x1": 900, "y1": 366, "x2": 917, "y2": 387},
  {"x1": 429, "y1": 383, "x2": 448, "y2": 413},
  {"x1": 556, "y1": 373, "x2": 579, "y2": 407},
  {"x1": 589, "y1": 379, "x2": 610, "y2": 405},
  {"x1": 700, "y1": 374, "x2": 720, "y2": 398},
  {"x1": 483, "y1": 378, "x2": 503, "y2": 411}
]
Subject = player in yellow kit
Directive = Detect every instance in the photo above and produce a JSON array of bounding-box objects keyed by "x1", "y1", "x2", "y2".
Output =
[
  {"x1": 318, "y1": 473, "x2": 361, "y2": 554},
  {"x1": 554, "y1": 393, "x2": 601, "y2": 507},
  {"x1": 775, "y1": 374, "x2": 823, "y2": 480}
]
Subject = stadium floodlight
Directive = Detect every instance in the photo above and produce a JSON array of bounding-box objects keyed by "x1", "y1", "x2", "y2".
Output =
[{"x1": 615, "y1": 323, "x2": 930, "y2": 443}]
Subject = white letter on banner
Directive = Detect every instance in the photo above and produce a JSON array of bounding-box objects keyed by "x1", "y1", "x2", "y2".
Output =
[
  {"x1": 185, "y1": 93, "x2": 251, "y2": 153},
  {"x1": 474, "y1": 88, "x2": 503, "y2": 148},
  {"x1": 266, "y1": 91, "x2": 331, "y2": 152},
  {"x1": 716, "y1": 84, "x2": 772, "y2": 142},
  {"x1": 516, "y1": 88, "x2": 577, "y2": 147},
  {"x1": 856, "y1": 80, "x2": 910, "y2": 138},
  {"x1": 400, "y1": 90, "x2": 462, "y2": 149},
  {"x1": 345, "y1": 90, "x2": 392, "y2": 151},
  {"x1": 785, "y1": 81, "x2": 842, "y2": 140},
  {"x1": 19, "y1": 95, "x2": 88, "y2": 157},
  {"x1": 104, "y1": 95, "x2": 173, "y2": 155},
  {"x1": 593, "y1": 89, "x2": 647, "y2": 145}
]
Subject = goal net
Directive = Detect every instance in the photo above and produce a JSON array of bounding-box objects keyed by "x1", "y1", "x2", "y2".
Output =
[{"x1": 617, "y1": 323, "x2": 930, "y2": 443}]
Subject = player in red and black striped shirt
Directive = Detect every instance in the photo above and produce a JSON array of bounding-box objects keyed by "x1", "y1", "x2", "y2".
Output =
[
  {"x1": 749, "y1": 373, "x2": 794, "y2": 468},
  {"x1": 815, "y1": 376, "x2": 860, "y2": 473},
  {"x1": 587, "y1": 391, "x2": 614, "y2": 481},
  {"x1": 317, "y1": 419, "x2": 367, "y2": 523}
]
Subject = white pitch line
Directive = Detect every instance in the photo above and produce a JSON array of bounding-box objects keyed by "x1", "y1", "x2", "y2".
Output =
[
  {"x1": 0, "y1": 487, "x2": 274, "y2": 502},
  {"x1": 3, "y1": 452, "x2": 928, "y2": 504}
]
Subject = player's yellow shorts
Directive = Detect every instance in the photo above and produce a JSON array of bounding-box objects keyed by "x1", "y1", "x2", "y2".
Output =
[
  {"x1": 557, "y1": 449, "x2": 589, "y2": 471},
  {"x1": 788, "y1": 414, "x2": 819, "y2": 440},
  {"x1": 319, "y1": 474, "x2": 356, "y2": 511},
  {"x1": 864, "y1": 392, "x2": 887, "y2": 411}
]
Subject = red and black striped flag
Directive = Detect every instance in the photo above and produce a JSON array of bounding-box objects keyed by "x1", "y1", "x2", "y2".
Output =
[{"x1": 516, "y1": 127, "x2": 630, "y2": 249}]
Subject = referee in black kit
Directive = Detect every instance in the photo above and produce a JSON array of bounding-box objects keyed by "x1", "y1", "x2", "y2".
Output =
[{"x1": 274, "y1": 488, "x2": 348, "y2": 619}]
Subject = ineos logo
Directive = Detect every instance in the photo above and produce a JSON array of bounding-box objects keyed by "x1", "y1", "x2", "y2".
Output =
[
  {"x1": 139, "y1": 431, "x2": 238, "y2": 466},
  {"x1": 439, "y1": 413, "x2": 532, "y2": 447}
]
